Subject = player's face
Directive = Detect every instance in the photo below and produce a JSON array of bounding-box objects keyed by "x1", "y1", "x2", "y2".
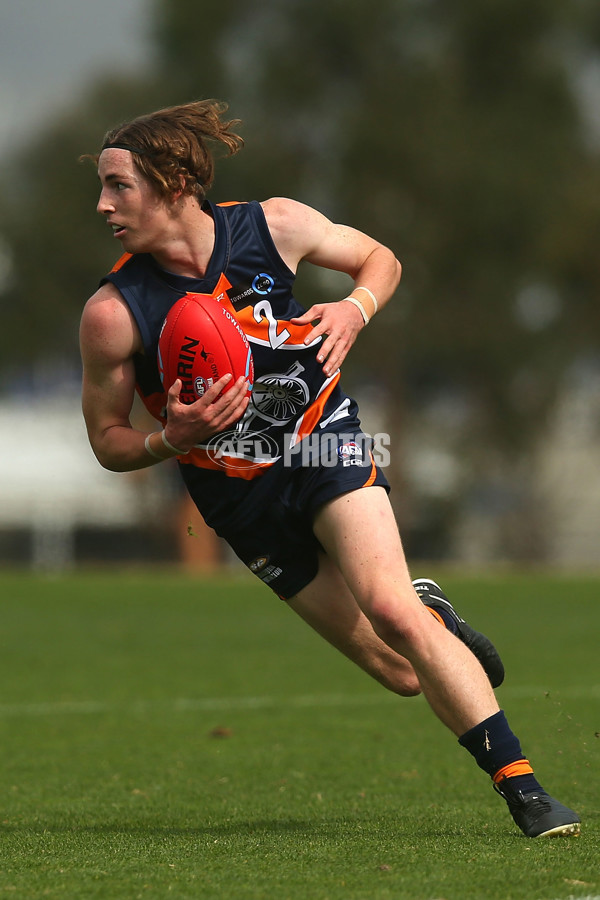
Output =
[{"x1": 97, "y1": 149, "x2": 171, "y2": 255}]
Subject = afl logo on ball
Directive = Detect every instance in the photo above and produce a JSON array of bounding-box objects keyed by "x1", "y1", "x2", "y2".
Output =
[{"x1": 194, "y1": 376, "x2": 213, "y2": 396}]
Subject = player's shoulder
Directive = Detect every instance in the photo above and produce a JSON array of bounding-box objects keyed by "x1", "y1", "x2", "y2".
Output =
[
  {"x1": 261, "y1": 196, "x2": 318, "y2": 224},
  {"x1": 80, "y1": 281, "x2": 141, "y2": 350},
  {"x1": 260, "y1": 197, "x2": 335, "y2": 266},
  {"x1": 261, "y1": 196, "x2": 336, "y2": 234},
  {"x1": 82, "y1": 253, "x2": 149, "y2": 324},
  {"x1": 83, "y1": 280, "x2": 127, "y2": 315}
]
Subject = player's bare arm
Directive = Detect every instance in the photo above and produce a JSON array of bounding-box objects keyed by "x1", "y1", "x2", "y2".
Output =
[
  {"x1": 80, "y1": 284, "x2": 249, "y2": 472},
  {"x1": 262, "y1": 197, "x2": 401, "y2": 375}
]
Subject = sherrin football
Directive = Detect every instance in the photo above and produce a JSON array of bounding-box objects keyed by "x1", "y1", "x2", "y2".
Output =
[{"x1": 158, "y1": 293, "x2": 254, "y2": 404}]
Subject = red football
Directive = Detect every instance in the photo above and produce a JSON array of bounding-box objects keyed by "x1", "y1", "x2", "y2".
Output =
[{"x1": 158, "y1": 293, "x2": 254, "y2": 404}]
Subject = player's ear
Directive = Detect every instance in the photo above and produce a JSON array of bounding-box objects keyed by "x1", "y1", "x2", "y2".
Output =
[
  {"x1": 169, "y1": 174, "x2": 186, "y2": 204},
  {"x1": 167, "y1": 175, "x2": 185, "y2": 205}
]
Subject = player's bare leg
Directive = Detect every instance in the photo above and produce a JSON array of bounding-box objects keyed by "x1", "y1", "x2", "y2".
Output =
[
  {"x1": 308, "y1": 485, "x2": 580, "y2": 836},
  {"x1": 288, "y1": 551, "x2": 421, "y2": 697},
  {"x1": 312, "y1": 486, "x2": 498, "y2": 735}
]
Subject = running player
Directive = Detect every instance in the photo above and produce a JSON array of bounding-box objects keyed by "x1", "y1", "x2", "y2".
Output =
[{"x1": 79, "y1": 100, "x2": 579, "y2": 838}]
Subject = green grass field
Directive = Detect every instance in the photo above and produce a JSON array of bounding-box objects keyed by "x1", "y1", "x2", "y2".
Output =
[{"x1": 0, "y1": 569, "x2": 598, "y2": 899}]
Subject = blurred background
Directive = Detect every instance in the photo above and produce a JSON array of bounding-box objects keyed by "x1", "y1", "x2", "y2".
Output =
[{"x1": 2, "y1": 0, "x2": 600, "y2": 572}]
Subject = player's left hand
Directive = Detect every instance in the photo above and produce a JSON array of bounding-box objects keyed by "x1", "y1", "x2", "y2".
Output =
[
  {"x1": 164, "y1": 375, "x2": 249, "y2": 451},
  {"x1": 291, "y1": 300, "x2": 365, "y2": 377}
]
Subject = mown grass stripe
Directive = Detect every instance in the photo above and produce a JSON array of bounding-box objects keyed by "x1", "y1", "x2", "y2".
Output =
[{"x1": 1, "y1": 684, "x2": 599, "y2": 718}]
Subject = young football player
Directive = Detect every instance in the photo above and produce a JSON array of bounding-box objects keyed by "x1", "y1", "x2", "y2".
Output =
[{"x1": 79, "y1": 100, "x2": 580, "y2": 838}]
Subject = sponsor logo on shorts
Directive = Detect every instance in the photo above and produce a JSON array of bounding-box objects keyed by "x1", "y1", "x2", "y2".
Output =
[
  {"x1": 249, "y1": 555, "x2": 269, "y2": 573},
  {"x1": 260, "y1": 565, "x2": 283, "y2": 584},
  {"x1": 248, "y1": 556, "x2": 283, "y2": 584}
]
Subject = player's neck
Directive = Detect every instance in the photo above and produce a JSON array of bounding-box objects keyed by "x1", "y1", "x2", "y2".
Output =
[{"x1": 152, "y1": 204, "x2": 215, "y2": 278}]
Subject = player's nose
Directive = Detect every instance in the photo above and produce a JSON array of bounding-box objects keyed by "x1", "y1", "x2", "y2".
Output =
[{"x1": 96, "y1": 188, "x2": 114, "y2": 215}]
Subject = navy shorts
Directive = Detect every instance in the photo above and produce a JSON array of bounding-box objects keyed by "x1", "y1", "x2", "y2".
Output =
[{"x1": 220, "y1": 435, "x2": 389, "y2": 600}]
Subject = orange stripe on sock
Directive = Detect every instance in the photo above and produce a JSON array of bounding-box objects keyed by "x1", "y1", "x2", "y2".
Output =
[
  {"x1": 492, "y1": 759, "x2": 533, "y2": 783},
  {"x1": 426, "y1": 607, "x2": 446, "y2": 628}
]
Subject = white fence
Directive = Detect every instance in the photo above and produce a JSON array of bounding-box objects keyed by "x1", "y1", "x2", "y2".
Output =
[{"x1": 0, "y1": 395, "x2": 168, "y2": 568}]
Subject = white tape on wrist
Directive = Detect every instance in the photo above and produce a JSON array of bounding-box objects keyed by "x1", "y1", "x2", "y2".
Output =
[
  {"x1": 144, "y1": 433, "x2": 164, "y2": 460},
  {"x1": 342, "y1": 295, "x2": 370, "y2": 325},
  {"x1": 354, "y1": 285, "x2": 378, "y2": 314},
  {"x1": 161, "y1": 430, "x2": 189, "y2": 456}
]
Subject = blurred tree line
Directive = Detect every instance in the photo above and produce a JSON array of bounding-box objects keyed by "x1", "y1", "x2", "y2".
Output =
[{"x1": 2, "y1": 0, "x2": 600, "y2": 560}]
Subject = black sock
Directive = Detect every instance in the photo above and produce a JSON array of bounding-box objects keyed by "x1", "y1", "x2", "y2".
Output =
[{"x1": 458, "y1": 710, "x2": 542, "y2": 793}]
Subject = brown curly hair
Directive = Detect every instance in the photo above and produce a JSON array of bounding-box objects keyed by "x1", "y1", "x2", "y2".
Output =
[{"x1": 85, "y1": 100, "x2": 243, "y2": 204}]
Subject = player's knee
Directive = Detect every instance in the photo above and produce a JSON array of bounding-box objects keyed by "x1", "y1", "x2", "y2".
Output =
[
  {"x1": 359, "y1": 633, "x2": 423, "y2": 697},
  {"x1": 361, "y1": 647, "x2": 421, "y2": 696},
  {"x1": 367, "y1": 598, "x2": 422, "y2": 653},
  {"x1": 398, "y1": 680, "x2": 422, "y2": 698}
]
